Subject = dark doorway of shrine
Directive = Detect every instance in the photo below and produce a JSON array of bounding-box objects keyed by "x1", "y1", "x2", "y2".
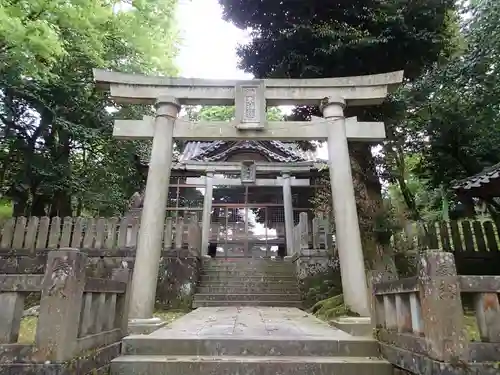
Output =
[{"x1": 210, "y1": 183, "x2": 286, "y2": 258}]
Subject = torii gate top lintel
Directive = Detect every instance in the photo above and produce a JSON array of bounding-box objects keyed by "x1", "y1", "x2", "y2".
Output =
[{"x1": 93, "y1": 68, "x2": 404, "y2": 107}]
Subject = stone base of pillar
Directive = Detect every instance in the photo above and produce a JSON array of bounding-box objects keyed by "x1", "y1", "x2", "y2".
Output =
[
  {"x1": 128, "y1": 317, "x2": 167, "y2": 335},
  {"x1": 330, "y1": 316, "x2": 372, "y2": 336}
]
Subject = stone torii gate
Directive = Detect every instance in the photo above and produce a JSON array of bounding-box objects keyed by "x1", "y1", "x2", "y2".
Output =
[{"x1": 93, "y1": 69, "x2": 403, "y2": 324}]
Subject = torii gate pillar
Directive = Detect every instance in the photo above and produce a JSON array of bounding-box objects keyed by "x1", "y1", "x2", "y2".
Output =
[
  {"x1": 128, "y1": 96, "x2": 180, "y2": 323},
  {"x1": 322, "y1": 97, "x2": 369, "y2": 316}
]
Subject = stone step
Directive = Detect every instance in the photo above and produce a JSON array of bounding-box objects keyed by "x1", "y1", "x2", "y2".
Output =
[
  {"x1": 192, "y1": 300, "x2": 302, "y2": 308},
  {"x1": 111, "y1": 355, "x2": 392, "y2": 375},
  {"x1": 200, "y1": 275, "x2": 297, "y2": 282},
  {"x1": 197, "y1": 286, "x2": 300, "y2": 294},
  {"x1": 203, "y1": 258, "x2": 291, "y2": 262},
  {"x1": 202, "y1": 263, "x2": 296, "y2": 269},
  {"x1": 122, "y1": 336, "x2": 381, "y2": 357},
  {"x1": 193, "y1": 293, "x2": 301, "y2": 302},
  {"x1": 331, "y1": 317, "x2": 373, "y2": 337},
  {"x1": 198, "y1": 278, "x2": 298, "y2": 289},
  {"x1": 200, "y1": 271, "x2": 296, "y2": 278},
  {"x1": 202, "y1": 260, "x2": 294, "y2": 267},
  {"x1": 202, "y1": 268, "x2": 296, "y2": 273}
]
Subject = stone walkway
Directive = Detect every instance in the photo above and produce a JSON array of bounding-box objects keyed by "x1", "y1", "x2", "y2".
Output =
[
  {"x1": 150, "y1": 306, "x2": 354, "y2": 339},
  {"x1": 112, "y1": 307, "x2": 392, "y2": 374}
]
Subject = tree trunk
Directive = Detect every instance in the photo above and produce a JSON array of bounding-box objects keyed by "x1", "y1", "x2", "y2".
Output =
[
  {"x1": 49, "y1": 191, "x2": 72, "y2": 217},
  {"x1": 30, "y1": 194, "x2": 49, "y2": 216},
  {"x1": 349, "y1": 142, "x2": 387, "y2": 269}
]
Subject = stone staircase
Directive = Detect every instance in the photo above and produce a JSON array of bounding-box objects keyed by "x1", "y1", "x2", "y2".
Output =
[
  {"x1": 111, "y1": 307, "x2": 392, "y2": 375},
  {"x1": 192, "y1": 258, "x2": 302, "y2": 308}
]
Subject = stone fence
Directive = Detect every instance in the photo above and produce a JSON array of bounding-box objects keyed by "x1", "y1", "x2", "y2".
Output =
[
  {"x1": 290, "y1": 213, "x2": 339, "y2": 307},
  {"x1": 371, "y1": 250, "x2": 500, "y2": 375},
  {"x1": 291, "y1": 212, "x2": 333, "y2": 258},
  {"x1": 0, "y1": 248, "x2": 130, "y2": 374},
  {"x1": 0, "y1": 215, "x2": 203, "y2": 310}
]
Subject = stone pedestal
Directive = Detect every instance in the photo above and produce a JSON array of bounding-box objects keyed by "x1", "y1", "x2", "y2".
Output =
[
  {"x1": 322, "y1": 97, "x2": 369, "y2": 317},
  {"x1": 128, "y1": 96, "x2": 180, "y2": 320}
]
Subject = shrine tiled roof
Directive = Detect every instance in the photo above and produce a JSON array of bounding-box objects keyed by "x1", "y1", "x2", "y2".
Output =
[
  {"x1": 451, "y1": 162, "x2": 500, "y2": 191},
  {"x1": 178, "y1": 141, "x2": 318, "y2": 163}
]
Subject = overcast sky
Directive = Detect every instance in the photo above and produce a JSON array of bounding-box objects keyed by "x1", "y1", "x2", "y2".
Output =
[{"x1": 176, "y1": 0, "x2": 252, "y2": 79}]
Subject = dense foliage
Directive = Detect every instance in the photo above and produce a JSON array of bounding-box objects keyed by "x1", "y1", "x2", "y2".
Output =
[
  {"x1": 0, "y1": 0, "x2": 179, "y2": 217},
  {"x1": 383, "y1": 0, "x2": 500, "y2": 222}
]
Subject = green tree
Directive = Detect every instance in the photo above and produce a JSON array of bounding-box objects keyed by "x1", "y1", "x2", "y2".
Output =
[
  {"x1": 393, "y1": 0, "x2": 500, "y2": 216},
  {"x1": 0, "y1": 0, "x2": 179, "y2": 217}
]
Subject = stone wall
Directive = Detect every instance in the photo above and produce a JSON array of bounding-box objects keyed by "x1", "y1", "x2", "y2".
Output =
[
  {"x1": 156, "y1": 254, "x2": 200, "y2": 310},
  {"x1": 294, "y1": 249, "x2": 342, "y2": 308}
]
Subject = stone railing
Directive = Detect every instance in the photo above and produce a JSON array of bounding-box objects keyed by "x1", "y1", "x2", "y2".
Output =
[
  {"x1": 371, "y1": 250, "x2": 499, "y2": 375},
  {"x1": 291, "y1": 212, "x2": 333, "y2": 259},
  {"x1": 0, "y1": 248, "x2": 130, "y2": 373}
]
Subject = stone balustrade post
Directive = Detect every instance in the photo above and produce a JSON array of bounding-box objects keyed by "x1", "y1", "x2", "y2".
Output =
[
  {"x1": 299, "y1": 212, "x2": 309, "y2": 253},
  {"x1": 187, "y1": 213, "x2": 202, "y2": 257},
  {"x1": 112, "y1": 267, "x2": 132, "y2": 335},
  {"x1": 36, "y1": 248, "x2": 87, "y2": 361},
  {"x1": 417, "y1": 250, "x2": 468, "y2": 362}
]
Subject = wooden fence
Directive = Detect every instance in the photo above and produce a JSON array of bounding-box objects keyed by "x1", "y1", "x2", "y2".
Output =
[
  {"x1": 0, "y1": 248, "x2": 130, "y2": 372},
  {"x1": 371, "y1": 250, "x2": 499, "y2": 374},
  {"x1": 392, "y1": 219, "x2": 500, "y2": 253},
  {"x1": 0, "y1": 215, "x2": 201, "y2": 252},
  {"x1": 392, "y1": 219, "x2": 500, "y2": 275}
]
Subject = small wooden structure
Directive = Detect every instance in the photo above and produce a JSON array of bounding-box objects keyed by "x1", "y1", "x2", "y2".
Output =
[{"x1": 452, "y1": 162, "x2": 500, "y2": 202}]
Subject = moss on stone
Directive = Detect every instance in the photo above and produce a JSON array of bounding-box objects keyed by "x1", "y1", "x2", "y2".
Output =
[
  {"x1": 300, "y1": 268, "x2": 342, "y2": 309},
  {"x1": 310, "y1": 294, "x2": 359, "y2": 320},
  {"x1": 19, "y1": 316, "x2": 37, "y2": 343}
]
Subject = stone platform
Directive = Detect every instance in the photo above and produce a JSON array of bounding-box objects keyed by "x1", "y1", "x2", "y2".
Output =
[{"x1": 112, "y1": 307, "x2": 391, "y2": 375}]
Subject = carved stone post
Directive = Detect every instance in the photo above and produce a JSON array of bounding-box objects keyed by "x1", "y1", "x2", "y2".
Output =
[
  {"x1": 36, "y1": 248, "x2": 87, "y2": 361},
  {"x1": 417, "y1": 250, "x2": 468, "y2": 362}
]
